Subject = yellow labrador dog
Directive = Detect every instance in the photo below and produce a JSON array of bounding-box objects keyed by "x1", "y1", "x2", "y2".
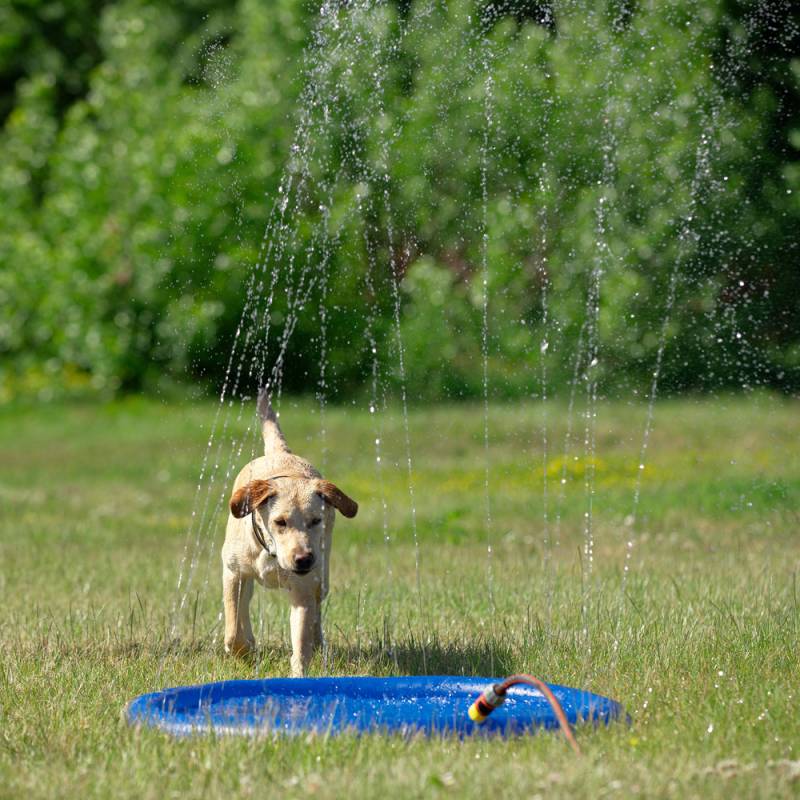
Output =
[{"x1": 222, "y1": 391, "x2": 358, "y2": 676}]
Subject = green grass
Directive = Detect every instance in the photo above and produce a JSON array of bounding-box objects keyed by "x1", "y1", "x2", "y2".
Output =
[{"x1": 1, "y1": 394, "x2": 799, "y2": 799}]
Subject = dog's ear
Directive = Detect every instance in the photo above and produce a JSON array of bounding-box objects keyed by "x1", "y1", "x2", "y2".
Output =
[
  {"x1": 316, "y1": 480, "x2": 358, "y2": 518},
  {"x1": 230, "y1": 479, "x2": 278, "y2": 518}
]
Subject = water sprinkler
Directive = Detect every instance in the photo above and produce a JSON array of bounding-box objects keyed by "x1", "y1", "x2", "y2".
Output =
[{"x1": 468, "y1": 673, "x2": 582, "y2": 755}]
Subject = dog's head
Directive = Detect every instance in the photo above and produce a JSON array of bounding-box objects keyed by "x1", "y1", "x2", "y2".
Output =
[{"x1": 229, "y1": 476, "x2": 357, "y2": 575}]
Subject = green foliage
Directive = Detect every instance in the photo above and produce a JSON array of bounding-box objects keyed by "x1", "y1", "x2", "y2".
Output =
[{"x1": 0, "y1": 0, "x2": 798, "y2": 401}]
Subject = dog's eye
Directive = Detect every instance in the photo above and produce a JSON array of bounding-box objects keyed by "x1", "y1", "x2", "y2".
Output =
[
  {"x1": 274, "y1": 519, "x2": 287, "y2": 528},
  {"x1": 311, "y1": 518, "x2": 322, "y2": 526}
]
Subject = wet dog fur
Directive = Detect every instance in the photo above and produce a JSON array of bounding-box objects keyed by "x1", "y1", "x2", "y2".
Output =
[{"x1": 221, "y1": 391, "x2": 357, "y2": 676}]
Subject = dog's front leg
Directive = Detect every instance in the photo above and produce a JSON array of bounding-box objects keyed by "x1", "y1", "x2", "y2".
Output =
[
  {"x1": 288, "y1": 590, "x2": 318, "y2": 677},
  {"x1": 313, "y1": 584, "x2": 324, "y2": 652},
  {"x1": 222, "y1": 566, "x2": 255, "y2": 656}
]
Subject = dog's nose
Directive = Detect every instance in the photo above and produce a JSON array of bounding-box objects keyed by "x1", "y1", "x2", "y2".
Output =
[{"x1": 294, "y1": 553, "x2": 315, "y2": 573}]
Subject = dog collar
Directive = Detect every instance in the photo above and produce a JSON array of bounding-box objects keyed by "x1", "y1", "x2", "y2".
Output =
[{"x1": 250, "y1": 510, "x2": 277, "y2": 558}]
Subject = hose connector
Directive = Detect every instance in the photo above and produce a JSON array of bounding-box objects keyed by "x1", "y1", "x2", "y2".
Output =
[{"x1": 468, "y1": 684, "x2": 506, "y2": 724}]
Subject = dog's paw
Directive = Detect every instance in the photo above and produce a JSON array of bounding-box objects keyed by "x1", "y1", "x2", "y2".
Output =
[
  {"x1": 224, "y1": 635, "x2": 255, "y2": 657},
  {"x1": 290, "y1": 658, "x2": 307, "y2": 678}
]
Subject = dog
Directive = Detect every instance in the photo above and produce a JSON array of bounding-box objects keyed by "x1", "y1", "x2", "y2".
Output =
[{"x1": 221, "y1": 390, "x2": 358, "y2": 676}]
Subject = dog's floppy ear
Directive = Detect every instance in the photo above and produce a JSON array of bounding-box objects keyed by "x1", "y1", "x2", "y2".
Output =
[
  {"x1": 316, "y1": 480, "x2": 358, "y2": 518},
  {"x1": 230, "y1": 479, "x2": 278, "y2": 518}
]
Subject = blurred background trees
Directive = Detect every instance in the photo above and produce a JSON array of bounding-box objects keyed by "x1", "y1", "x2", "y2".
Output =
[{"x1": 1, "y1": 0, "x2": 798, "y2": 402}]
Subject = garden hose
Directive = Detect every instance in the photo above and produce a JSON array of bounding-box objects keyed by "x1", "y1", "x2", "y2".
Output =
[{"x1": 468, "y1": 674, "x2": 582, "y2": 755}]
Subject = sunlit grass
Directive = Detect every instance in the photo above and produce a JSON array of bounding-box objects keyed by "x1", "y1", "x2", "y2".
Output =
[{"x1": 1, "y1": 394, "x2": 798, "y2": 798}]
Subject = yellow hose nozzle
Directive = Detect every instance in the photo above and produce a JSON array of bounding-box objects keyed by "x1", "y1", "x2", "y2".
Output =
[
  {"x1": 468, "y1": 700, "x2": 488, "y2": 723},
  {"x1": 468, "y1": 685, "x2": 506, "y2": 724}
]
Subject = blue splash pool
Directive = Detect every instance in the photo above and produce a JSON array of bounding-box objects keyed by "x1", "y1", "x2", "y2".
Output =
[{"x1": 126, "y1": 675, "x2": 625, "y2": 737}]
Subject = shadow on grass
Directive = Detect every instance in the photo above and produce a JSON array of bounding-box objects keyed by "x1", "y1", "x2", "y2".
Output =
[
  {"x1": 324, "y1": 636, "x2": 515, "y2": 678},
  {"x1": 140, "y1": 624, "x2": 515, "y2": 678}
]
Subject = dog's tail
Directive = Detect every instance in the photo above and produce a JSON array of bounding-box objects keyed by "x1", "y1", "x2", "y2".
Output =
[{"x1": 257, "y1": 388, "x2": 290, "y2": 455}]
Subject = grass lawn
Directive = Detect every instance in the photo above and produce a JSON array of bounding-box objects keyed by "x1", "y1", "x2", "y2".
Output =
[{"x1": 1, "y1": 393, "x2": 798, "y2": 798}]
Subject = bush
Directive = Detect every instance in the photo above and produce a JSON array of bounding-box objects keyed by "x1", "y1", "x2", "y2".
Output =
[{"x1": 1, "y1": 0, "x2": 798, "y2": 402}]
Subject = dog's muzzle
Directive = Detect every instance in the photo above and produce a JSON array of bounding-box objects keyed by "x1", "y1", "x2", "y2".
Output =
[{"x1": 292, "y1": 553, "x2": 316, "y2": 575}]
